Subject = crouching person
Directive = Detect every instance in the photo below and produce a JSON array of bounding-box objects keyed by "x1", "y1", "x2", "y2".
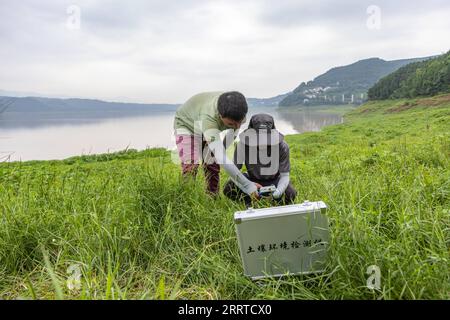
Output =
[
  {"x1": 223, "y1": 113, "x2": 297, "y2": 206},
  {"x1": 174, "y1": 91, "x2": 260, "y2": 199}
]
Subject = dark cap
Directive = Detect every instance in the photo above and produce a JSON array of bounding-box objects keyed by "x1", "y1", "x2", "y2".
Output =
[{"x1": 239, "y1": 113, "x2": 283, "y2": 147}]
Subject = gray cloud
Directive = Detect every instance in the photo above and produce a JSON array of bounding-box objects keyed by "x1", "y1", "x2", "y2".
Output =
[
  {"x1": 260, "y1": 0, "x2": 450, "y2": 28},
  {"x1": 0, "y1": 0, "x2": 449, "y2": 103}
]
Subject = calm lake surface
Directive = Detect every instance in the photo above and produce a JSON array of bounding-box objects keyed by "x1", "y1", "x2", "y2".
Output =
[{"x1": 0, "y1": 107, "x2": 343, "y2": 162}]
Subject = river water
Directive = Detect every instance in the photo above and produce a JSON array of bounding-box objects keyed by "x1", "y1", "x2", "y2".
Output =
[{"x1": 0, "y1": 106, "x2": 343, "y2": 162}]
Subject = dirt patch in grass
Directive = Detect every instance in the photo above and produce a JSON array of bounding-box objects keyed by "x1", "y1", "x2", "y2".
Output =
[
  {"x1": 385, "y1": 102, "x2": 417, "y2": 113},
  {"x1": 356, "y1": 103, "x2": 378, "y2": 114},
  {"x1": 417, "y1": 94, "x2": 450, "y2": 106},
  {"x1": 385, "y1": 94, "x2": 450, "y2": 113},
  {"x1": 359, "y1": 108, "x2": 373, "y2": 114}
]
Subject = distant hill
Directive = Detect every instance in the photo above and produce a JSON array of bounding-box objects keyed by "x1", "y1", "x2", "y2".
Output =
[
  {"x1": 0, "y1": 96, "x2": 178, "y2": 116},
  {"x1": 279, "y1": 56, "x2": 433, "y2": 107},
  {"x1": 0, "y1": 91, "x2": 291, "y2": 116},
  {"x1": 246, "y1": 93, "x2": 291, "y2": 107},
  {"x1": 0, "y1": 89, "x2": 52, "y2": 98},
  {"x1": 0, "y1": 96, "x2": 179, "y2": 128},
  {"x1": 368, "y1": 51, "x2": 450, "y2": 100}
]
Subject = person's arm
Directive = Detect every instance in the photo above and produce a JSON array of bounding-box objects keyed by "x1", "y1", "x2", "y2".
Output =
[
  {"x1": 273, "y1": 172, "x2": 290, "y2": 199},
  {"x1": 233, "y1": 139, "x2": 244, "y2": 170},
  {"x1": 208, "y1": 139, "x2": 257, "y2": 196},
  {"x1": 201, "y1": 115, "x2": 258, "y2": 196},
  {"x1": 222, "y1": 128, "x2": 239, "y2": 149},
  {"x1": 273, "y1": 141, "x2": 291, "y2": 199}
]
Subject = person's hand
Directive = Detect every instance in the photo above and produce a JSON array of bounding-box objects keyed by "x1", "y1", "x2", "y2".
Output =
[
  {"x1": 248, "y1": 183, "x2": 262, "y2": 201},
  {"x1": 250, "y1": 191, "x2": 260, "y2": 201},
  {"x1": 272, "y1": 188, "x2": 282, "y2": 199},
  {"x1": 253, "y1": 183, "x2": 263, "y2": 200}
]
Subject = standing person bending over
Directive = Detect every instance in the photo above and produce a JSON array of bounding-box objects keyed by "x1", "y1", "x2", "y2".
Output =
[
  {"x1": 223, "y1": 113, "x2": 297, "y2": 206},
  {"x1": 174, "y1": 91, "x2": 260, "y2": 198}
]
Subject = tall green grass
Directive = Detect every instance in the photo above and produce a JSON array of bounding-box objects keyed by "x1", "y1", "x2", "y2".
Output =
[{"x1": 0, "y1": 95, "x2": 449, "y2": 299}]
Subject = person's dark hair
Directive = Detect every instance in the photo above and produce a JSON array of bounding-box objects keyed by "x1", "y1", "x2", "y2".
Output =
[{"x1": 217, "y1": 91, "x2": 248, "y2": 121}]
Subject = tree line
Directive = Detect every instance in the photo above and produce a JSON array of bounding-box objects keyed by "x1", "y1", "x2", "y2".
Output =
[{"x1": 368, "y1": 51, "x2": 450, "y2": 100}]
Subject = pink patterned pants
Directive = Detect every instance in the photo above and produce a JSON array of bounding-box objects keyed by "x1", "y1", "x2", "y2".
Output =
[{"x1": 175, "y1": 134, "x2": 220, "y2": 195}]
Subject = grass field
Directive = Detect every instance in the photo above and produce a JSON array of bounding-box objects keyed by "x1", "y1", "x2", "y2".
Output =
[{"x1": 0, "y1": 95, "x2": 449, "y2": 299}]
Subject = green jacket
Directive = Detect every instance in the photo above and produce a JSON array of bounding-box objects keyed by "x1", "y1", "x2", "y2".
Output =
[{"x1": 174, "y1": 91, "x2": 228, "y2": 142}]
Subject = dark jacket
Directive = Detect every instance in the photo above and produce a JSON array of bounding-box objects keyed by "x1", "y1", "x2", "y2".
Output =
[{"x1": 233, "y1": 114, "x2": 291, "y2": 181}]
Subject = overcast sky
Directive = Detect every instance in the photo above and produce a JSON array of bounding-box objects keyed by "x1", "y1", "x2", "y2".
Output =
[{"x1": 1, "y1": 0, "x2": 449, "y2": 103}]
